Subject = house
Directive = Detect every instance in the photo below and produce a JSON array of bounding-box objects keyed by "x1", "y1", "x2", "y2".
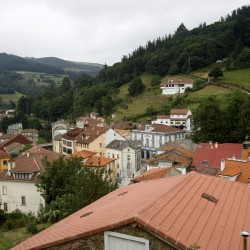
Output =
[
  {"x1": 106, "y1": 140, "x2": 142, "y2": 184},
  {"x1": 51, "y1": 119, "x2": 69, "y2": 152},
  {"x1": 146, "y1": 142, "x2": 194, "y2": 174},
  {"x1": 218, "y1": 158, "x2": 250, "y2": 184},
  {"x1": 0, "y1": 134, "x2": 32, "y2": 155},
  {"x1": 76, "y1": 115, "x2": 105, "y2": 128},
  {"x1": 0, "y1": 149, "x2": 11, "y2": 172},
  {"x1": 0, "y1": 147, "x2": 61, "y2": 214},
  {"x1": 70, "y1": 150, "x2": 117, "y2": 183},
  {"x1": 192, "y1": 142, "x2": 242, "y2": 175},
  {"x1": 7, "y1": 123, "x2": 23, "y2": 134},
  {"x1": 152, "y1": 108, "x2": 193, "y2": 132},
  {"x1": 160, "y1": 78, "x2": 193, "y2": 95},
  {"x1": 13, "y1": 172, "x2": 250, "y2": 250},
  {"x1": 132, "y1": 167, "x2": 181, "y2": 183},
  {"x1": 131, "y1": 124, "x2": 185, "y2": 159},
  {"x1": 21, "y1": 129, "x2": 38, "y2": 145}
]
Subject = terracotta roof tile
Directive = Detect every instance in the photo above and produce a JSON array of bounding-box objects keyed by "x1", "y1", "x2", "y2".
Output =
[
  {"x1": 218, "y1": 159, "x2": 250, "y2": 184},
  {"x1": 133, "y1": 167, "x2": 174, "y2": 182},
  {"x1": 71, "y1": 150, "x2": 96, "y2": 159},
  {"x1": 0, "y1": 134, "x2": 32, "y2": 148},
  {"x1": 0, "y1": 148, "x2": 10, "y2": 158},
  {"x1": 84, "y1": 155, "x2": 115, "y2": 167},
  {"x1": 137, "y1": 124, "x2": 182, "y2": 133},
  {"x1": 13, "y1": 173, "x2": 250, "y2": 250},
  {"x1": 170, "y1": 109, "x2": 189, "y2": 115}
]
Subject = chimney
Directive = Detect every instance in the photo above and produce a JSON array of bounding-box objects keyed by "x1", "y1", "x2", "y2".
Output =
[
  {"x1": 26, "y1": 152, "x2": 30, "y2": 157},
  {"x1": 221, "y1": 159, "x2": 225, "y2": 171},
  {"x1": 215, "y1": 142, "x2": 218, "y2": 148}
]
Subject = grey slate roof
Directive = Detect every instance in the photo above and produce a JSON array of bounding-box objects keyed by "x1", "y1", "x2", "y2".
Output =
[{"x1": 106, "y1": 140, "x2": 142, "y2": 150}]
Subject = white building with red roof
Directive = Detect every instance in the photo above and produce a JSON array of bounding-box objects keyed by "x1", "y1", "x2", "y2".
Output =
[
  {"x1": 0, "y1": 147, "x2": 61, "y2": 214},
  {"x1": 152, "y1": 108, "x2": 193, "y2": 132},
  {"x1": 131, "y1": 124, "x2": 185, "y2": 159},
  {"x1": 160, "y1": 78, "x2": 193, "y2": 95}
]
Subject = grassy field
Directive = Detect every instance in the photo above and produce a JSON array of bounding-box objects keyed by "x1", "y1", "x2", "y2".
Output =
[
  {"x1": 0, "y1": 91, "x2": 24, "y2": 104},
  {"x1": 0, "y1": 223, "x2": 51, "y2": 249},
  {"x1": 185, "y1": 85, "x2": 233, "y2": 109},
  {"x1": 221, "y1": 68, "x2": 250, "y2": 89}
]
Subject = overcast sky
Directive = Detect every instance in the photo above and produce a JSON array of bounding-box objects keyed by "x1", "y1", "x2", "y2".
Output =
[{"x1": 0, "y1": 1, "x2": 249, "y2": 65}]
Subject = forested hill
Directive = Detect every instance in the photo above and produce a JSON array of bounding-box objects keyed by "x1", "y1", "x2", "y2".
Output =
[
  {"x1": 0, "y1": 53, "x2": 64, "y2": 74},
  {"x1": 97, "y1": 5, "x2": 250, "y2": 86},
  {"x1": 27, "y1": 57, "x2": 104, "y2": 76},
  {"x1": 0, "y1": 53, "x2": 104, "y2": 76}
]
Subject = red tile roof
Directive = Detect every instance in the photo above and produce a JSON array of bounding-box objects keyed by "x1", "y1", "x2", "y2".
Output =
[
  {"x1": 0, "y1": 134, "x2": 32, "y2": 148},
  {"x1": 84, "y1": 155, "x2": 115, "y2": 167},
  {"x1": 13, "y1": 172, "x2": 250, "y2": 250},
  {"x1": 161, "y1": 78, "x2": 193, "y2": 85},
  {"x1": 192, "y1": 143, "x2": 242, "y2": 169},
  {"x1": 218, "y1": 159, "x2": 250, "y2": 184},
  {"x1": 0, "y1": 148, "x2": 10, "y2": 158},
  {"x1": 170, "y1": 109, "x2": 189, "y2": 115},
  {"x1": 71, "y1": 150, "x2": 96, "y2": 159},
  {"x1": 137, "y1": 124, "x2": 182, "y2": 133},
  {"x1": 133, "y1": 167, "x2": 174, "y2": 182},
  {"x1": 157, "y1": 115, "x2": 170, "y2": 119}
]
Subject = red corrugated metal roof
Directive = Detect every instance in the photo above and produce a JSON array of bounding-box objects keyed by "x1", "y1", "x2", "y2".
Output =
[
  {"x1": 13, "y1": 172, "x2": 250, "y2": 250},
  {"x1": 192, "y1": 143, "x2": 242, "y2": 168}
]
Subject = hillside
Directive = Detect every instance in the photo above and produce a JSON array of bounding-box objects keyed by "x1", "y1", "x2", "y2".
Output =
[
  {"x1": 0, "y1": 53, "x2": 64, "y2": 74},
  {"x1": 27, "y1": 57, "x2": 103, "y2": 76}
]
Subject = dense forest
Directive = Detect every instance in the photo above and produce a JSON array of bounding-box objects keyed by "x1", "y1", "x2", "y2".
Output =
[{"x1": 1, "y1": 5, "x2": 250, "y2": 143}]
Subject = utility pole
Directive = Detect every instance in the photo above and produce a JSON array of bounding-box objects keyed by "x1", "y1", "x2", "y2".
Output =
[{"x1": 241, "y1": 231, "x2": 250, "y2": 250}]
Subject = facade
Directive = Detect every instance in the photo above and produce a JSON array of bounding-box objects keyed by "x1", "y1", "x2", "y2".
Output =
[
  {"x1": 0, "y1": 147, "x2": 61, "y2": 214},
  {"x1": 152, "y1": 108, "x2": 193, "y2": 132},
  {"x1": 7, "y1": 123, "x2": 23, "y2": 134},
  {"x1": 160, "y1": 78, "x2": 193, "y2": 95},
  {"x1": 0, "y1": 149, "x2": 11, "y2": 172},
  {"x1": 131, "y1": 124, "x2": 185, "y2": 159},
  {"x1": 51, "y1": 119, "x2": 69, "y2": 152},
  {"x1": 76, "y1": 115, "x2": 105, "y2": 128},
  {"x1": 21, "y1": 129, "x2": 38, "y2": 145},
  {"x1": 14, "y1": 172, "x2": 250, "y2": 250},
  {"x1": 106, "y1": 140, "x2": 142, "y2": 184}
]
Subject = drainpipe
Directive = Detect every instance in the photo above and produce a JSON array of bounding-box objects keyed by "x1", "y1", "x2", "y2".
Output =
[{"x1": 241, "y1": 231, "x2": 250, "y2": 250}]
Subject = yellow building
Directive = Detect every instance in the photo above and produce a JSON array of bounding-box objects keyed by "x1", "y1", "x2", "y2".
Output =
[{"x1": 0, "y1": 149, "x2": 11, "y2": 172}]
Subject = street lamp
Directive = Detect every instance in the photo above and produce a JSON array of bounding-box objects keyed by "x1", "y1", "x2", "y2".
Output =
[{"x1": 241, "y1": 231, "x2": 250, "y2": 250}]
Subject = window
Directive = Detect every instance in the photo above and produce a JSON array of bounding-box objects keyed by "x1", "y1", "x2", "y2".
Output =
[
  {"x1": 117, "y1": 154, "x2": 119, "y2": 159},
  {"x1": 21, "y1": 196, "x2": 26, "y2": 206},
  {"x1": 107, "y1": 153, "x2": 110, "y2": 158},
  {"x1": 3, "y1": 160, "x2": 8, "y2": 166},
  {"x1": 2, "y1": 186, "x2": 7, "y2": 195},
  {"x1": 117, "y1": 163, "x2": 119, "y2": 169},
  {"x1": 127, "y1": 155, "x2": 131, "y2": 160},
  {"x1": 3, "y1": 203, "x2": 7, "y2": 211},
  {"x1": 112, "y1": 154, "x2": 115, "y2": 158},
  {"x1": 99, "y1": 143, "x2": 102, "y2": 148}
]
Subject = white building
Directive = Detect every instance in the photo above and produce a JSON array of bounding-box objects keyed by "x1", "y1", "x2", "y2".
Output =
[
  {"x1": 0, "y1": 147, "x2": 61, "y2": 215},
  {"x1": 152, "y1": 109, "x2": 193, "y2": 132},
  {"x1": 106, "y1": 140, "x2": 142, "y2": 185},
  {"x1": 160, "y1": 78, "x2": 193, "y2": 95},
  {"x1": 131, "y1": 124, "x2": 185, "y2": 159}
]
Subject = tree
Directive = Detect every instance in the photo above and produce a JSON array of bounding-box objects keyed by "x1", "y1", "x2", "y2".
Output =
[
  {"x1": 128, "y1": 77, "x2": 145, "y2": 97},
  {"x1": 37, "y1": 157, "x2": 117, "y2": 222},
  {"x1": 208, "y1": 67, "x2": 223, "y2": 79},
  {"x1": 192, "y1": 96, "x2": 222, "y2": 142},
  {"x1": 150, "y1": 75, "x2": 161, "y2": 87},
  {"x1": 60, "y1": 77, "x2": 71, "y2": 93}
]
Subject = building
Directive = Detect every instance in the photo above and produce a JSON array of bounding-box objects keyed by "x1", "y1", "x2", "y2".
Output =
[
  {"x1": 146, "y1": 142, "x2": 194, "y2": 174},
  {"x1": 192, "y1": 142, "x2": 242, "y2": 175},
  {"x1": 152, "y1": 108, "x2": 193, "y2": 132},
  {"x1": 76, "y1": 116, "x2": 105, "y2": 128},
  {"x1": 132, "y1": 167, "x2": 181, "y2": 183},
  {"x1": 70, "y1": 150, "x2": 117, "y2": 183},
  {"x1": 0, "y1": 147, "x2": 61, "y2": 214},
  {"x1": 21, "y1": 129, "x2": 38, "y2": 145},
  {"x1": 106, "y1": 140, "x2": 142, "y2": 184},
  {"x1": 0, "y1": 149, "x2": 11, "y2": 172},
  {"x1": 218, "y1": 158, "x2": 250, "y2": 184},
  {"x1": 160, "y1": 78, "x2": 193, "y2": 95},
  {"x1": 13, "y1": 172, "x2": 250, "y2": 250},
  {"x1": 51, "y1": 119, "x2": 69, "y2": 152},
  {"x1": 131, "y1": 124, "x2": 185, "y2": 159},
  {"x1": 7, "y1": 123, "x2": 23, "y2": 134}
]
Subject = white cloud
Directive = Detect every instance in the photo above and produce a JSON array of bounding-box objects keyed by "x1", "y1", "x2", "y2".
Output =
[{"x1": 0, "y1": 0, "x2": 249, "y2": 65}]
